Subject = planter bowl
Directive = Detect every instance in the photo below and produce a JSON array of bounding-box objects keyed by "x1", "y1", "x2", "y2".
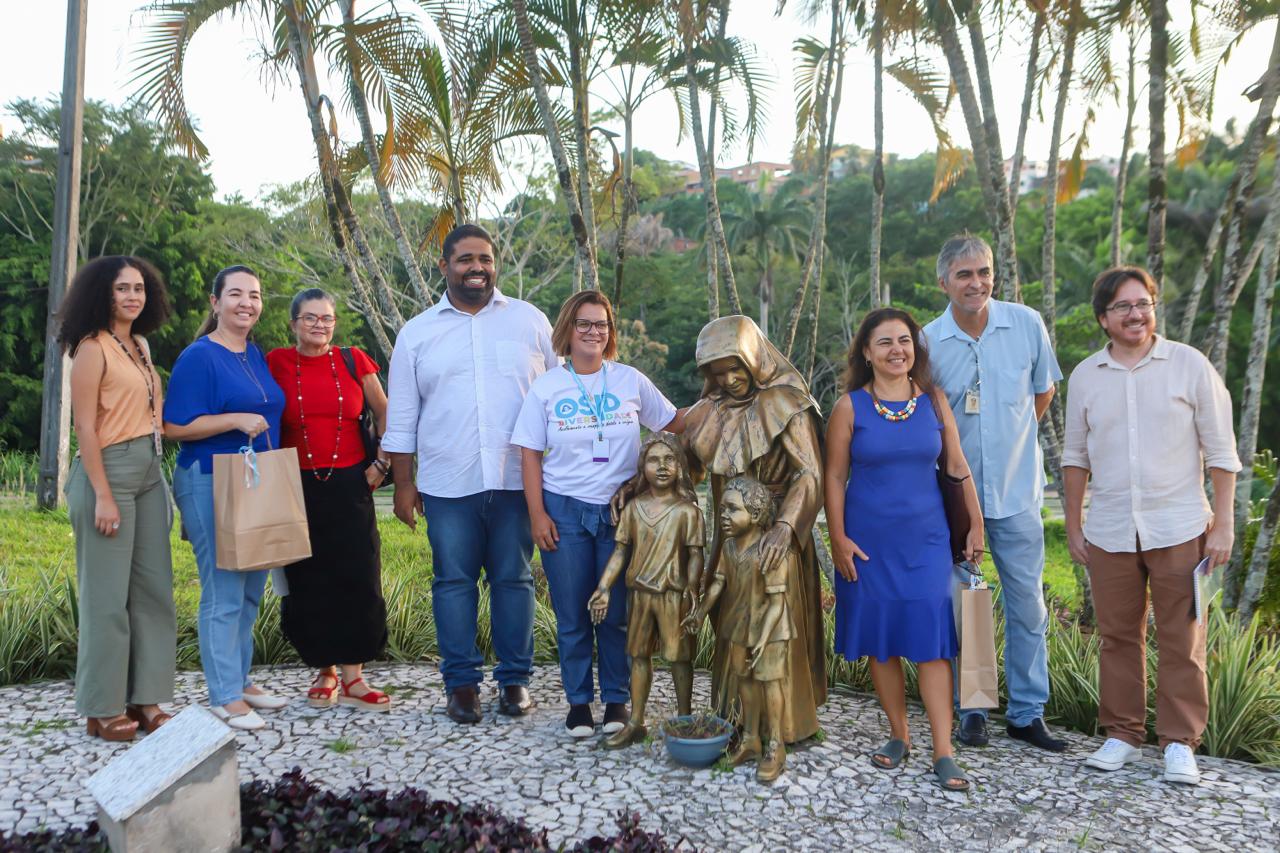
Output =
[{"x1": 662, "y1": 715, "x2": 733, "y2": 768}]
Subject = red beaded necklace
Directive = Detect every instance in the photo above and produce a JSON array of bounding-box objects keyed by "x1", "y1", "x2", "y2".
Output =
[{"x1": 294, "y1": 346, "x2": 343, "y2": 481}]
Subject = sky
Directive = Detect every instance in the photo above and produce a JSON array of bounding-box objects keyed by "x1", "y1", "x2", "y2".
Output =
[{"x1": 1, "y1": 1, "x2": 1272, "y2": 204}]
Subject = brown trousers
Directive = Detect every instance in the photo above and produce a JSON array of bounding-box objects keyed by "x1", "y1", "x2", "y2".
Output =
[{"x1": 1086, "y1": 535, "x2": 1207, "y2": 749}]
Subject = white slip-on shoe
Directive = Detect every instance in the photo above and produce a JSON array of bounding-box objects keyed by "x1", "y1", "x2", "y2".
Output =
[
  {"x1": 1084, "y1": 738, "x2": 1143, "y2": 771},
  {"x1": 242, "y1": 690, "x2": 289, "y2": 711},
  {"x1": 1163, "y1": 743, "x2": 1201, "y2": 785},
  {"x1": 210, "y1": 705, "x2": 266, "y2": 731}
]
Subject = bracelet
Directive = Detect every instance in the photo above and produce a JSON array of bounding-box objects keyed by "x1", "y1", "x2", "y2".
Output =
[{"x1": 373, "y1": 458, "x2": 390, "y2": 473}]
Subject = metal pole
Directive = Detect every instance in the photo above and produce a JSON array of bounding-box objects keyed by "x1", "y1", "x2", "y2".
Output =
[{"x1": 37, "y1": 0, "x2": 87, "y2": 510}]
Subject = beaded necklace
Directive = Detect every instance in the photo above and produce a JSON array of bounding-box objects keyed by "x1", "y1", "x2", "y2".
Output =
[
  {"x1": 108, "y1": 330, "x2": 163, "y2": 456},
  {"x1": 870, "y1": 380, "x2": 918, "y2": 423},
  {"x1": 294, "y1": 346, "x2": 344, "y2": 481}
]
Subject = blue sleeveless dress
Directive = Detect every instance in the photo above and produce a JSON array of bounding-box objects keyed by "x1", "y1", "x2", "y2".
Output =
[{"x1": 833, "y1": 389, "x2": 958, "y2": 663}]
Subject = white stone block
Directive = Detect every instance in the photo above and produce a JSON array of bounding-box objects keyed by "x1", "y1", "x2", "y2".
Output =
[{"x1": 85, "y1": 706, "x2": 240, "y2": 852}]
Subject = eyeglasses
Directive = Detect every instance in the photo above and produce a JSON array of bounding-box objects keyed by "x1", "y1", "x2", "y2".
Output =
[
  {"x1": 573, "y1": 320, "x2": 610, "y2": 334},
  {"x1": 298, "y1": 314, "x2": 337, "y2": 327},
  {"x1": 1105, "y1": 299, "x2": 1157, "y2": 316}
]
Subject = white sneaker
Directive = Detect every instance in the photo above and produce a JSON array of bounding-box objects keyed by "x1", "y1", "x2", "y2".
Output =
[
  {"x1": 1163, "y1": 743, "x2": 1201, "y2": 785},
  {"x1": 210, "y1": 705, "x2": 266, "y2": 731},
  {"x1": 242, "y1": 690, "x2": 289, "y2": 711},
  {"x1": 1084, "y1": 738, "x2": 1143, "y2": 771}
]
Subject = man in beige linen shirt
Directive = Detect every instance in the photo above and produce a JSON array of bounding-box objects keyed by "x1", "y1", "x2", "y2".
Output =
[{"x1": 1062, "y1": 266, "x2": 1241, "y2": 787}]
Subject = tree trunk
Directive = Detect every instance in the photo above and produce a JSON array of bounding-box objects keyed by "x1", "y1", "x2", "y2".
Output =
[
  {"x1": 512, "y1": 0, "x2": 598, "y2": 290},
  {"x1": 339, "y1": 0, "x2": 432, "y2": 308},
  {"x1": 1009, "y1": 14, "x2": 1043, "y2": 217},
  {"x1": 966, "y1": 9, "x2": 1020, "y2": 300},
  {"x1": 1110, "y1": 25, "x2": 1137, "y2": 268},
  {"x1": 805, "y1": 266, "x2": 823, "y2": 383},
  {"x1": 759, "y1": 262, "x2": 771, "y2": 337},
  {"x1": 1204, "y1": 24, "x2": 1280, "y2": 375},
  {"x1": 682, "y1": 1, "x2": 741, "y2": 315},
  {"x1": 37, "y1": 0, "x2": 86, "y2": 510},
  {"x1": 1239, "y1": 476, "x2": 1280, "y2": 621},
  {"x1": 1147, "y1": 0, "x2": 1168, "y2": 292},
  {"x1": 783, "y1": 0, "x2": 843, "y2": 356},
  {"x1": 1041, "y1": 19, "x2": 1077, "y2": 356},
  {"x1": 567, "y1": 7, "x2": 599, "y2": 280},
  {"x1": 285, "y1": 3, "x2": 404, "y2": 337},
  {"x1": 1226, "y1": 167, "x2": 1280, "y2": 607},
  {"x1": 613, "y1": 109, "x2": 636, "y2": 308},
  {"x1": 1178, "y1": 186, "x2": 1233, "y2": 343},
  {"x1": 869, "y1": 0, "x2": 885, "y2": 309}
]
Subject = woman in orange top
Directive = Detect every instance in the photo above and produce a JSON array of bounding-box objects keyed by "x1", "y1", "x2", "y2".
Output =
[{"x1": 58, "y1": 256, "x2": 176, "y2": 741}]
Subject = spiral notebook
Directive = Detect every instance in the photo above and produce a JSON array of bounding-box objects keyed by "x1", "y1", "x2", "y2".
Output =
[{"x1": 1192, "y1": 557, "x2": 1212, "y2": 625}]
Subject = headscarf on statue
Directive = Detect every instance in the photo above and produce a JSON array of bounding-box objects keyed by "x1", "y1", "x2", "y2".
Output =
[{"x1": 686, "y1": 315, "x2": 822, "y2": 478}]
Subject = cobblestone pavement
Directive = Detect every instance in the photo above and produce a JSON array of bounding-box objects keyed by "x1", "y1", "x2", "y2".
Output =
[{"x1": 2, "y1": 664, "x2": 1276, "y2": 851}]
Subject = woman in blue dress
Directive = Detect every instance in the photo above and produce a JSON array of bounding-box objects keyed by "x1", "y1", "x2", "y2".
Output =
[{"x1": 823, "y1": 307, "x2": 984, "y2": 792}]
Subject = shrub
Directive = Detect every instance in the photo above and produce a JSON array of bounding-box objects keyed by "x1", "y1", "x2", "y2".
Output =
[{"x1": 0, "y1": 771, "x2": 679, "y2": 852}]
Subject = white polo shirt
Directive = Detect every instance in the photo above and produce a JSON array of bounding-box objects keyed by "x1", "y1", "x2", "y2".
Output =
[{"x1": 381, "y1": 289, "x2": 557, "y2": 497}]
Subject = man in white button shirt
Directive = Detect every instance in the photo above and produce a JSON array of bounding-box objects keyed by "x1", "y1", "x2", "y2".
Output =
[
  {"x1": 1063, "y1": 266, "x2": 1240, "y2": 785},
  {"x1": 382, "y1": 224, "x2": 558, "y2": 724}
]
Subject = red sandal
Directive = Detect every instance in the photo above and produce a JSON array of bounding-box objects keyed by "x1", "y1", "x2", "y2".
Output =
[
  {"x1": 338, "y1": 676, "x2": 392, "y2": 712},
  {"x1": 308, "y1": 670, "x2": 340, "y2": 708}
]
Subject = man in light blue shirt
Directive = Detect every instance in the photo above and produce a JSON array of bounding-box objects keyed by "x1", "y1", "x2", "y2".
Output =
[{"x1": 924, "y1": 234, "x2": 1067, "y2": 752}]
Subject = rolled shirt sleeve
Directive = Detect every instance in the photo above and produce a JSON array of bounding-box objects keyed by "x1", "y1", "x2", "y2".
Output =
[
  {"x1": 1060, "y1": 362, "x2": 1091, "y2": 470},
  {"x1": 380, "y1": 325, "x2": 421, "y2": 454},
  {"x1": 1192, "y1": 358, "x2": 1242, "y2": 473}
]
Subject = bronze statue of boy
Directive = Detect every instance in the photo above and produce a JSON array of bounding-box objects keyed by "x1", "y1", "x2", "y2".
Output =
[
  {"x1": 685, "y1": 475, "x2": 795, "y2": 782},
  {"x1": 589, "y1": 433, "x2": 704, "y2": 748}
]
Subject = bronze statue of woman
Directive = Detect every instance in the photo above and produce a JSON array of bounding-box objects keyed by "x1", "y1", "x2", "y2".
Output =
[{"x1": 683, "y1": 315, "x2": 827, "y2": 742}]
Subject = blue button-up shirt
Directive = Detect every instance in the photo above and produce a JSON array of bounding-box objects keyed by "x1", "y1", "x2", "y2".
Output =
[{"x1": 923, "y1": 299, "x2": 1062, "y2": 519}]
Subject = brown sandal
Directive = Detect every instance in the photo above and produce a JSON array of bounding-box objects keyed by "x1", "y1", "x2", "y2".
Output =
[
  {"x1": 87, "y1": 715, "x2": 138, "y2": 742},
  {"x1": 125, "y1": 705, "x2": 172, "y2": 734}
]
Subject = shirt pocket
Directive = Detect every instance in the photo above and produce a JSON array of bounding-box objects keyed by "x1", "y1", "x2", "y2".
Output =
[{"x1": 497, "y1": 340, "x2": 544, "y2": 379}]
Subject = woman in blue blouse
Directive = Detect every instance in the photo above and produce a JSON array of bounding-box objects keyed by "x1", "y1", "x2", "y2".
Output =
[{"x1": 164, "y1": 265, "x2": 287, "y2": 731}]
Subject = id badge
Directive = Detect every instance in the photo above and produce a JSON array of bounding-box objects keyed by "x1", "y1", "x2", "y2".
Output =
[
  {"x1": 964, "y1": 387, "x2": 980, "y2": 414},
  {"x1": 592, "y1": 436, "x2": 610, "y2": 463},
  {"x1": 152, "y1": 427, "x2": 164, "y2": 457}
]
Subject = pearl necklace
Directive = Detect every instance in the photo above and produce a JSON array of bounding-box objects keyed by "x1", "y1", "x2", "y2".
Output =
[
  {"x1": 294, "y1": 347, "x2": 343, "y2": 481},
  {"x1": 870, "y1": 381, "x2": 918, "y2": 423}
]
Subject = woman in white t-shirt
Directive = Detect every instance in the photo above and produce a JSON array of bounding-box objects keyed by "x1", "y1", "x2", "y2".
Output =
[{"x1": 512, "y1": 290, "x2": 684, "y2": 738}]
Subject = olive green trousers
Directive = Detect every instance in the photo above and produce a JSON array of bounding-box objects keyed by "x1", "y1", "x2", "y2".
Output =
[{"x1": 66, "y1": 436, "x2": 176, "y2": 717}]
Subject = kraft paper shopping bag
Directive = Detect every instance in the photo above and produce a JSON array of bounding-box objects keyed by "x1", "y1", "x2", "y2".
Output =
[
  {"x1": 213, "y1": 444, "x2": 311, "y2": 571},
  {"x1": 958, "y1": 584, "x2": 1000, "y2": 710}
]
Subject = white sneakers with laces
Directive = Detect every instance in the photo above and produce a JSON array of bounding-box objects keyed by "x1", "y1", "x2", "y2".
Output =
[
  {"x1": 1084, "y1": 738, "x2": 1143, "y2": 771},
  {"x1": 1084, "y1": 738, "x2": 1201, "y2": 786},
  {"x1": 1163, "y1": 742, "x2": 1201, "y2": 785}
]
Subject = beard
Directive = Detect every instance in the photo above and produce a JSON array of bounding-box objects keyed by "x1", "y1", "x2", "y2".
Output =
[{"x1": 447, "y1": 271, "x2": 494, "y2": 305}]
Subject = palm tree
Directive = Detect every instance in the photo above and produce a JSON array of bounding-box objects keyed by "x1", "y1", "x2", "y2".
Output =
[
  {"x1": 723, "y1": 176, "x2": 809, "y2": 336},
  {"x1": 779, "y1": 0, "x2": 846, "y2": 356},
  {"x1": 511, "y1": 0, "x2": 599, "y2": 288},
  {"x1": 680, "y1": 0, "x2": 738, "y2": 317},
  {"x1": 1010, "y1": 3, "x2": 1046, "y2": 218},
  {"x1": 930, "y1": 0, "x2": 1021, "y2": 300},
  {"x1": 1147, "y1": 0, "x2": 1169, "y2": 289}
]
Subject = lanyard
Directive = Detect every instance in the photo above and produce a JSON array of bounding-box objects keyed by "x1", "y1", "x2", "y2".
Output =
[{"x1": 566, "y1": 361, "x2": 608, "y2": 440}]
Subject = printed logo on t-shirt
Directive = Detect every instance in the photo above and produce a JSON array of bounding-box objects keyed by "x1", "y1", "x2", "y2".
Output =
[{"x1": 553, "y1": 392, "x2": 633, "y2": 432}]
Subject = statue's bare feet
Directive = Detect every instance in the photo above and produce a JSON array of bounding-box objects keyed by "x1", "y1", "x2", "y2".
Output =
[
  {"x1": 728, "y1": 736, "x2": 761, "y2": 767},
  {"x1": 756, "y1": 739, "x2": 786, "y2": 782},
  {"x1": 603, "y1": 721, "x2": 647, "y2": 749}
]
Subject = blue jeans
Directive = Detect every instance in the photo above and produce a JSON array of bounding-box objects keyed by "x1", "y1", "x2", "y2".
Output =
[
  {"x1": 173, "y1": 464, "x2": 268, "y2": 707},
  {"x1": 956, "y1": 505, "x2": 1051, "y2": 727},
  {"x1": 539, "y1": 491, "x2": 629, "y2": 705},
  {"x1": 422, "y1": 490, "x2": 534, "y2": 692}
]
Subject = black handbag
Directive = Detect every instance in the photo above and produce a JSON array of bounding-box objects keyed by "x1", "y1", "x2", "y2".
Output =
[{"x1": 338, "y1": 346, "x2": 388, "y2": 487}]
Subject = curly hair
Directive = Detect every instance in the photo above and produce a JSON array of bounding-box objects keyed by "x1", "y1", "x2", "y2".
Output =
[
  {"x1": 617, "y1": 432, "x2": 698, "y2": 507},
  {"x1": 842, "y1": 307, "x2": 935, "y2": 395},
  {"x1": 56, "y1": 256, "x2": 171, "y2": 356},
  {"x1": 724, "y1": 475, "x2": 775, "y2": 529}
]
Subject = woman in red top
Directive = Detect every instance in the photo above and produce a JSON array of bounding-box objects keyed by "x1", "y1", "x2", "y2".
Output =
[{"x1": 267, "y1": 288, "x2": 392, "y2": 712}]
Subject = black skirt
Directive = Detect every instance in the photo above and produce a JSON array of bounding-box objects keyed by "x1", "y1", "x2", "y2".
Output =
[{"x1": 281, "y1": 463, "x2": 388, "y2": 666}]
